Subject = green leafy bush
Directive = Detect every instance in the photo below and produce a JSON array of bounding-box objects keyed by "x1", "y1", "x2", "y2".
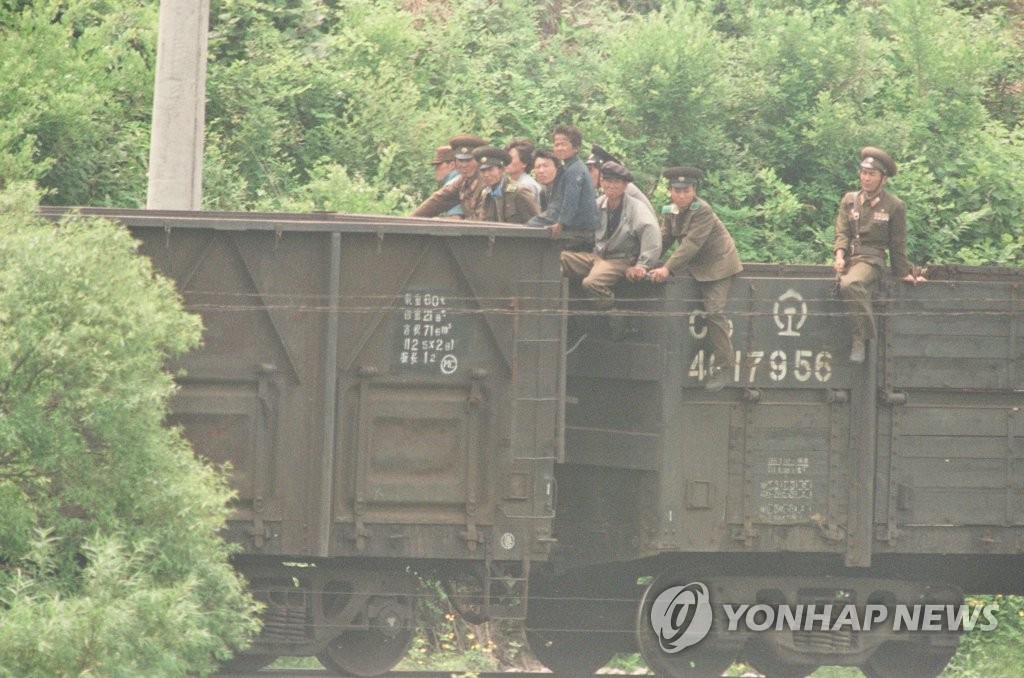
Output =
[
  {"x1": 0, "y1": 190, "x2": 259, "y2": 676},
  {"x1": 946, "y1": 595, "x2": 1024, "y2": 677}
]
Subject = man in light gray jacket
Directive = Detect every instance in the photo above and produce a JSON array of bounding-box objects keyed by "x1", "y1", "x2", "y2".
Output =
[{"x1": 560, "y1": 161, "x2": 661, "y2": 310}]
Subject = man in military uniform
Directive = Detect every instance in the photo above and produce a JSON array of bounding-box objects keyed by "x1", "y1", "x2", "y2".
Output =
[
  {"x1": 411, "y1": 134, "x2": 488, "y2": 219},
  {"x1": 471, "y1": 146, "x2": 539, "y2": 224},
  {"x1": 648, "y1": 167, "x2": 742, "y2": 392},
  {"x1": 561, "y1": 161, "x2": 661, "y2": 311},
  {"x1": 834, "y1": 147, "x2": 925, "y2": 363}
]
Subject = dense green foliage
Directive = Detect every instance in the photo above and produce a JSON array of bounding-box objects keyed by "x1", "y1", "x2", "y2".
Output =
[
  {"x1": 1, "y1": 0, "x2": 1023, "y2": 265},
  {"x1": 0, "y1": 1, "x2": 157, "y2": 205},
  {"x1": 0, "y1": 184, "x2": 259, "y2": 676},
  {"x1": 945, "y1": 595, "x2": 1024, "y2": 677}
]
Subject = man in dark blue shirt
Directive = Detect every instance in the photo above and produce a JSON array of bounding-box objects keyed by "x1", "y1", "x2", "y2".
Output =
[{"x1": 527, "y1": 124, "x2": 599, "y2": 250}]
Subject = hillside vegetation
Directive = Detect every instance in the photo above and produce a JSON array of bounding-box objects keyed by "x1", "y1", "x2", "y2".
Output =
[{"x1": 2, "y1": 0, "x2": 1023, "y2": 266}]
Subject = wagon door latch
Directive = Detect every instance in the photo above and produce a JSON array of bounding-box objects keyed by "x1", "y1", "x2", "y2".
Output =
[
  {"x1": 461, "y1": 369, "x2": 489, "y2": 551},
  {"x1": 466, "y1": 368, "x2": 488, "y2": 411}
]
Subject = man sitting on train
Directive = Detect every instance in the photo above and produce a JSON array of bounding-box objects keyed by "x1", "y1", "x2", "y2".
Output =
[
  {"x1": 561, "y1": 160, "x2": 661, "y2": 338},
  {"x1": 527, "y1": 124, "x2": 600, "y2": 251},
  {"x1": 470, "y1": 145, "x2": 540, "y2": 224},
  {"x1": 586, "y1": 144, "x2": 657, "y2": 217},
  {"x1": 833, "y1": 146, "x2": 926, "y2": 363},
  {"x1": 411, "y1": 134, "x2": 488, "y2": 219}
]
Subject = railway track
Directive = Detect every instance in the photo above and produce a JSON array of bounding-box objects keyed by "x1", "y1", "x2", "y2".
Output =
[{"x1": 215, "y1": 670, "x2": 648, "y2": 678}]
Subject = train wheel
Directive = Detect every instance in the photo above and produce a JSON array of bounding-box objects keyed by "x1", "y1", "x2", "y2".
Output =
[
  {"x1": 861, "y1": 639, "x2": 958, "y2": 678},
  {"x1": 636, "y1": 575, "x2": 735, "y2": 678},
  {"x1": 316, "y1": 596, "x2": 415, "y2": 677}
]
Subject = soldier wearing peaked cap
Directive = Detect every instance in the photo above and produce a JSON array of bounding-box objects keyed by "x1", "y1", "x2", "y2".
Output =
[
  {"x1": 473, "y1": 146, "x2": 511, "y2": 169},
  {"x1": 834, "y1": 146, "x2": 925, "y2": 363},
  {"x1": 411, "y1": 134, "x2": 489, "y2": 219},
  {"x1": 648, "y1": 166, "x2": 742, "y2": 392},
  {"x1": 450, "y1": 134, "x2": 488, "y2": 160},
  {"x1": 471, "y1": 146, "x2": 539, "y2": 224}
]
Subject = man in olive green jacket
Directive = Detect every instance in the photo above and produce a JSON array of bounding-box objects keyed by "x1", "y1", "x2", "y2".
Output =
[
  {"x1": 471, "y1": 146, "x2": 539, "y2": 224},
  {"x1": 648, "y1": 167, "x2": 742, "y2": 392},
  {"x1": 833, "y1": 146, "x2": 925, "y2": 363},
  {"x1": 411, "y1": 134, "x2": 488, "y2": 219}
]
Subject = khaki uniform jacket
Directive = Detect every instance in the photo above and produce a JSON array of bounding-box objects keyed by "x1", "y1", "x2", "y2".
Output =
[
  {"x1": 411, "y1": 172, "x2": 485, "y2": 218},
  {"x1": 475, "y1": 176, "x2": 540, "y2": 224},
  {"x1": 595, "y1": 193, "x2": 662, "y2": 268},
  {"x1": 834, "y1": 189, "x2": 911, "y2": 277},
  {"x1": 660, "y1": 199, "x2": 743, "y2": 282}
]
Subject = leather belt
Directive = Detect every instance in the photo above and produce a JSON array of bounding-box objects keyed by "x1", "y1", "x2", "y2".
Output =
[{"x1": 851, "y1": 244, "x2": 885, "y2": 258}]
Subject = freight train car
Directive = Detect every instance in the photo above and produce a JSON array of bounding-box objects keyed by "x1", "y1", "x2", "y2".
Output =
[
  {"x1": 44, "y1": 208, "x2": 1024, "y2": 677},
  {"x1": 537, "y1": 263, "x2": 1024, "y2": 677},
  {"x1": 44, "y1": 208, "x2": 564, "y2": 676}
]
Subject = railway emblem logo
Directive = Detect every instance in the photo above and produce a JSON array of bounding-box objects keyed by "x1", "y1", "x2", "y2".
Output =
[
  {"x1": 774, "y1": 289, "x2": 808, "y2": 337},
  {"x1": 649, "y1": 581, "x2": 714, "y2": 653},
  {"x1": 439, "y1": 354, "x2": 458, "y2": 375}
]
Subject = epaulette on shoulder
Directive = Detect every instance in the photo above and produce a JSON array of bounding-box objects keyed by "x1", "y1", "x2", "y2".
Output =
[
  {"x1": 661, "y1": 204, "x2": 673, "y2": 214},
  {"x1": 690, "y1": 199, "x2": 703, "y2": 211}
]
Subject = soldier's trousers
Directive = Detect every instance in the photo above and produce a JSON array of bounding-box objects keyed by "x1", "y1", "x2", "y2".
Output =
[
  {"x1": 838, "y1": 261, "x2": 881, "y2": 341},
  {"x1": 560, "y1": 252, "x2": 631, "y2": 310},
  {"x1": 699, "y1": 276, "x2": 737, "y2": 370}
]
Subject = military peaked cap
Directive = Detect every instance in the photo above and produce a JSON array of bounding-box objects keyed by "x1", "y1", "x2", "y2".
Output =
[
  {"x1": 449, "y1": 134, "x2": 488, "y2": 160},
  {"x1": 663, "y1": 166, "x2": 704, "y2": 188},
  {"x1": 860, "y1": 147, "x2": 897, "y2": 177},
  {"x1": 599, "y1": 160, "x2": 633, "y2": 183},
  {"x1": 587, "y1": 144, "x2": 621, "y2": 167},
  {"x1": 472, "y1": 146, "x2": 510, "y2": 170}
]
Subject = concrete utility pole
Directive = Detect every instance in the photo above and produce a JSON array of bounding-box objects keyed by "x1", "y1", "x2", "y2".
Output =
[{"x1": 146, "y1": 0, "x2": 210, "y2": 210}]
